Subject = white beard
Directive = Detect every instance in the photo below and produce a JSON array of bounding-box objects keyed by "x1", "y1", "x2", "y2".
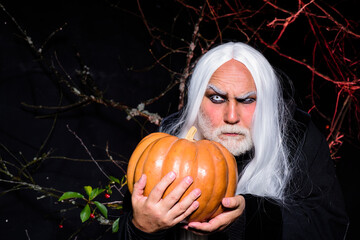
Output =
[{"x1": 196, "y1": 110, "x2": 253, "y2": 156}]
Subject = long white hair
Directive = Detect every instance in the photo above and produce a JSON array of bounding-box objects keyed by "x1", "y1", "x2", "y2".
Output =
[{"x1": 161, "y1": 42, "x2": 292, "y2": 201}]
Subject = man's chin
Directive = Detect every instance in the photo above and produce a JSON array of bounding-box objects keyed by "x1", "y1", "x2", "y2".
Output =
[{"x1": 218, "y1": 139, "x2": 253, "y2": 156}]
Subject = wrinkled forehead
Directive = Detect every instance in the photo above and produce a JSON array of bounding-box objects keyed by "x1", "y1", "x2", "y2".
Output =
[{"x1": 205, "y1": 59, "x2": 256, "y2": 94}]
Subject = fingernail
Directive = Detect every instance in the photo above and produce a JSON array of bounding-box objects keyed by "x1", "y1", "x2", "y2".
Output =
[
  {"x1": 168, "y1": 171, "x2": 176, "y2": 179},
  {"x1": 193, "y1": 188, "x2": 201, "y2": 197},
  {"x1": 224, "y1": 198, "x2": 230, "y2": 206},
  {"x1": 185, "y1": 176, "x2": 193, "y2": 184}
]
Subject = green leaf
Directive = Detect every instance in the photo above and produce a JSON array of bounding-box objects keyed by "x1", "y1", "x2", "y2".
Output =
[
  {"x1": 58, "y1": 191, "x2": 84, "y2": 201},
  {"x1": 108, "y1": 175, "x2": 120, "y2": 184},
  {"x1": 80, "y1": 204, "x2": 91, "y2": 223},
  {"x1": 105, "y1": 185, "x2": 112, "y2": 195},
  {"x1": 84, "y1": 186, "x2": 92, "y2": 197},
  {"x1": 121, "y1": 175, "x2": 127, "y2": 187},
  {"x1": 112, "y1": 218, "x2": 120, "y2": 233},
  {"x1": 94, "y1": 201, "x2": 108, "y2": 218},
  {"x1": 89, "y1": 188, "x2": 105, "y2": 200}
]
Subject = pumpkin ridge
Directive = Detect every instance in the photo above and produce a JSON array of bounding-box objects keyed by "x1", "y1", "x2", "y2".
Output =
[
  {"x1": 209, "y1": 142, "x2": 238, "y2": 219},
  {"x1": 205, "y1": 141, "x2": 227, "y2": 220},
  {"x1": 179, "y1": 139, "x2": 197, "y2": 195},
  {"x1": 162, "y1": 138, "x2": 197, "y2": 199},
  {"x1": 159, "y1": 136, "x2": 182, "y2": 179},
  {"x1": 204, "y1": 142, "x2": 218, "y2": 221},
  {"x1": 189, "y1": 140, "x2": 216, "y2": 221},
  {"x1": 212, "y1": 142, "x2": 229, "y2": 190},
  {"x1": 209, "y1": 142, "x2": 229, "y2": 219},
  {"x1": 127, "y1": 133, "x2": 169, "y2": 193},
  {"x1": 133, "y1": 139, "x2": 159, "y2": 191},
  {"x1": 144, "y1": 135, "x2": 178, "y2": 197},
  {"x1": 182, "y1": 139, "x2": 199, "y2": 222},
  {"x1": 213, "y1": 142, "x2": 237, "y2": 191}
]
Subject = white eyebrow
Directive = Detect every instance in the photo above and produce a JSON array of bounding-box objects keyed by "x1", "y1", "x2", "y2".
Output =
[
  {"x1": 236, "y1": 91, "x2": 257, "y2": 100},
  {"x1": 207, "y1": 84, "x2": 227, "y2": 95},
  {"x1": 207, "y1": 84, "x2": 256, "y2": 99}
]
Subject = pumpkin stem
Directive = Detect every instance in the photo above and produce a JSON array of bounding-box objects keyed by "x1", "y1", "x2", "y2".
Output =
[{"x1": 185, "y1": 126, "x2": 197, "y2": 141}]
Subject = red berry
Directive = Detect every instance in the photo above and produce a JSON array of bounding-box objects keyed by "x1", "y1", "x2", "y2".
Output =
[
  {"x1": 90, "y1": 213, "x2": 95, "y2": 219},
  {"x1": 105, "y1": 193, "x2": 110, "y2": 199},
  {"x1": 59, "y1": 224, "x2": 63, "y2": 229}
]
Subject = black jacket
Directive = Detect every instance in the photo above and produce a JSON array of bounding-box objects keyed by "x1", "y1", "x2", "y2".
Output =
[{"x1": 117, "y1": 109, "x2": 349, "y2": 239}]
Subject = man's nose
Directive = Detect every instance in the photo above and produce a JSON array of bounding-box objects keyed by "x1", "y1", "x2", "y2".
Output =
[{"x1": 224, "y1": 101, "x2": 240, "y2": 124}]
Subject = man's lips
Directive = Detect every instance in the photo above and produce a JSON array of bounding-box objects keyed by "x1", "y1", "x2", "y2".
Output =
[
  {"x1": 219, "y1": 133, "x2": 244, "y2": 140},
  {"x1": 220, "y1": 132, "x2": 243, "y2": 138}
]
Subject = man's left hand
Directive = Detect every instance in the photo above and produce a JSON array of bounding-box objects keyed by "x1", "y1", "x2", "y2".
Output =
[{"x1": 185, "y1": 195, "x2": 245, "y2": 234}]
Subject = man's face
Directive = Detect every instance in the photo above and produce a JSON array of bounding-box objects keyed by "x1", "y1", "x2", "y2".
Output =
[{"x1": 197, "y1": 59, "x2": 256, "y2": 156}]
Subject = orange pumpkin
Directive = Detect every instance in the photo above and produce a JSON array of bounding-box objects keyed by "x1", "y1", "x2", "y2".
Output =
[{"x1": 127, "y1": 126, "x2": 238, "y2": 222}]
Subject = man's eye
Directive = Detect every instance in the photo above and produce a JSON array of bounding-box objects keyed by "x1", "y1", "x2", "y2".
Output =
[
  {"x1": 238, "y1": 98, "x2": 256, "y2": 104},
  {"x1": 209, "y1": 95, "x2": 226, "y2": 103}
]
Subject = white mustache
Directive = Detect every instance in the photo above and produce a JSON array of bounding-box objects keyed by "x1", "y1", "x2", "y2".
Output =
[
  {"x1": 214, "y1": 125, "x2": 250, "y2": 136},
  {"x1": 196, "y1": 111, "x2": 253, "y2": 156}
]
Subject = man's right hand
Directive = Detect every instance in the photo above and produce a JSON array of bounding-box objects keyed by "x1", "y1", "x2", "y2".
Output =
[{"x1": 131, "y1": 172, "x2": 201, "y2": 233}]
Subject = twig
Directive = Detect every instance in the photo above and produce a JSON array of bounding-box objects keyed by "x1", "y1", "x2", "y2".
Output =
[
  {"x1": 39, "y1": 23, "x2": 68, "y2": 54},
  {"x1": 25, "y1": 229, "x2": 31, "y2": 240},
  {"x1": 313, "y1": 1, "x2": 360, "y2": 39},
  {"x1": 268, "y1": 0, "x2": 315, "y2": 46},
  {"x1": 66, "y1": 125, "x2": 111, "y2": 180},
  {"x1": 0, "y1": 179, "x2": 62, "y2": 197},
  {"x1": 178, "y1": 3, "x2": 205, "y2": 109}
]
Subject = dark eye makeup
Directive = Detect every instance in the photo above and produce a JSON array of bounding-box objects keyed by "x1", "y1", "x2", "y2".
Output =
[
  {"x1": 208, "y1": 94, "x2": 227, "y2": 103},
  {"x1": 236, "y1": 97, "x2": 256, "y2": 104}
]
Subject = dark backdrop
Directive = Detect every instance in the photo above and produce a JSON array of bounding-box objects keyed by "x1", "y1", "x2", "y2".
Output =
[{"x1": 0, "y1": 1, "x2": 359, "y2": 239}]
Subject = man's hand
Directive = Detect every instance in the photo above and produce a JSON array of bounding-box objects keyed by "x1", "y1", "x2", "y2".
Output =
[
  {"x1": 131, "y1": 172, "x2": 201, "y2": 233},
  {"x1": 185, "y1": 195, "x2": 245, "y2": 234}
]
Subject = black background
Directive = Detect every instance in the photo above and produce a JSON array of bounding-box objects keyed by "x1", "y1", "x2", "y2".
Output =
[{"x1": 0, "y1": 0, "x2": 359, "y2": 239}]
